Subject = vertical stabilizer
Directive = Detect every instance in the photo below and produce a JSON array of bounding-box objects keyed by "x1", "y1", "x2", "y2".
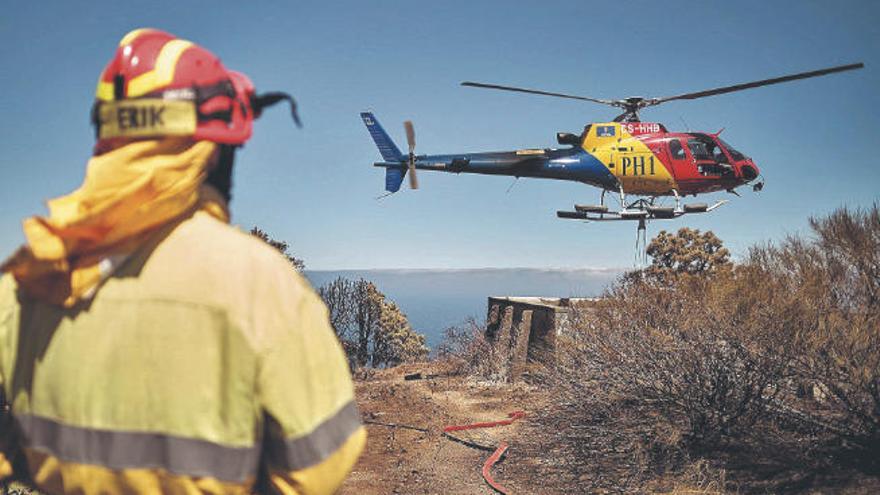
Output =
[{"x1": 361, "y1": 112, "x2": 403, "y2": 162}]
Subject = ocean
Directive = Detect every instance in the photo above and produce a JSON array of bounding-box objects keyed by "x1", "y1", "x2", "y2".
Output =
[{"x1": 304, "y1": 268, "x2": 623, "y2": 350}]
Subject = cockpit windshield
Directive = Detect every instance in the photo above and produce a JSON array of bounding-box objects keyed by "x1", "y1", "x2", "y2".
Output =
[
  {"x1": 717, "y1": 137, "x2": 746, "y2": 161},
  {"x1": 688, "y1": 134, "x2": 748, "y2": 163}
]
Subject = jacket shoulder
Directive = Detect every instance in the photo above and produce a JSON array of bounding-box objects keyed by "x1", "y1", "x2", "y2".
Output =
[
  {"x1": 108, "y1": 212, "x2": 314, "y2": 319},
  {"x1": 161, "y1": 212, "x2": 298, "y2": 275}
]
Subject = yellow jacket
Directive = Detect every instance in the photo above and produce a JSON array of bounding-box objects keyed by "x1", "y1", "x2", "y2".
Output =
[{"x1": 0, "y1": 211, "x2": 365, "y2": 494}]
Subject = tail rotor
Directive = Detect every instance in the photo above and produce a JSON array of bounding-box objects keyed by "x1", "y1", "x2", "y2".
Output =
[{"x1": 404, "y1": 120, "x2": 419, "y2": 190}]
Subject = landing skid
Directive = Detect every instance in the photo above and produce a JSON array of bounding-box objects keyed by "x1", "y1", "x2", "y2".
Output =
[
  {"x1": 558, "y1": 197, "x2": 728, "y2": 268},
  {"x1": 557, "y1": 198, "x2": 728, "y2": 222}
]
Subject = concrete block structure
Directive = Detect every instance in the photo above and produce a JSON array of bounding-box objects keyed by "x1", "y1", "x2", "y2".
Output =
[{"x1": 486, "y1": 296, "x2": 597, "y2": 381}]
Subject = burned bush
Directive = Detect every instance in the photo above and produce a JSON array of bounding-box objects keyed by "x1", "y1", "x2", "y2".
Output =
[
  {"x1": 436, "y1": 318, "x2": 509, "y2": 381},
  {"x1": 560, "y1": 272, "x2": 784, "y2": 445},
  {"x1": 753, "y1": 206, "x2": 880, "y2": 455},
  {"x1": 531, "y1": 206, "x2": 880, "y2": 491}
]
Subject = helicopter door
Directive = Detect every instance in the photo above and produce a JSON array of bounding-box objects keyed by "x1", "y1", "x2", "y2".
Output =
[{"x1": 665, "y1": 138, "x2": 694, "y2": 180}]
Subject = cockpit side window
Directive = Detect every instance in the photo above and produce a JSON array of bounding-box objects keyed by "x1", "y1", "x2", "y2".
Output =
[
  {"x1": 669, "y1": 139, "x2": 686, "y2": 160},
  {"x1": 707, "y1": 141, "x2": 728, "y2": 163},
  {"x1": 687, "y1": 139, "x2": 711, "y2": 160}
]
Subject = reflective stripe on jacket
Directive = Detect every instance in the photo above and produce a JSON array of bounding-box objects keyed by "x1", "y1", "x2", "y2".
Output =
[{"x1": 0, "y1": 211, "x2": 365, "y2": 494}]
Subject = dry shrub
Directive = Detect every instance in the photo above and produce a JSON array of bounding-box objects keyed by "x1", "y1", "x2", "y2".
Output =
[
  {"x1": 558, "y1": 271, "x2": 785, "y2": 449},
  {"x1": 647, "y1": 459, "x2": 728, "y2": 494},
  {"x1": 436, "y1": 318, "x2": 508, "y2": 381},
  {"x1": 319, "y1": 277, "x2": 428, "y2": 369},
  {"x1": 531, "y1": 205, "x2": 880, "y2": 492},
  {"x1": 527, "y1": 271, "x2": 778, "y2": 492},
  {"x1": 750, "y1": 205, "x2": 880, "y2": 456}
]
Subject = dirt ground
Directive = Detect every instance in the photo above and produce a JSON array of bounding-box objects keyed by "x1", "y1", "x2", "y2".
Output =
[
  {"x1": 341, "y1": 363, "x2": 548, "y2": 495},
  {"x1": 342, "y1": 362, "x2": 880, "y2": 495}
]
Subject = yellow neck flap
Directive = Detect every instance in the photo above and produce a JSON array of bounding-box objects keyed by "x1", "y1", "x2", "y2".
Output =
[{"x1": 1, "y1": 138, "x2": 227, "y2": 307}]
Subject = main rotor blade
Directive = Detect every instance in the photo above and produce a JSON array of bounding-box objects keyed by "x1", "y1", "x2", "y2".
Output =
[
  {"x1": 651, "y1": 62, "x2": 864, "y2": 105},
  {"x1": 404, "y1": 120, "x2": 415, "y2": 154},
  {"x1": 461, "y1": 81, "x2": 616, "y2": 106}
]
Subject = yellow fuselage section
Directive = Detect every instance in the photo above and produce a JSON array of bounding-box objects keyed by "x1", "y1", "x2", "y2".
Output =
[{"x1": 581, "y1": 123, "x2": 677, "y2": 195}]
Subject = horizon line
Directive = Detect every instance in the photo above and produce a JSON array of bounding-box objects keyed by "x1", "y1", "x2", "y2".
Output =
[{"x1": 303, "y1": 266, "x2": 627, "y2": 273}]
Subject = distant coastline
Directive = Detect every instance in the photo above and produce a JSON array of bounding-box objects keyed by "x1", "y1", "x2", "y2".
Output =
[
  {"x1": 305, "y1": 267, "x2": 624, "y2": 349},
  {"x1": 305, "y1": 266, "x2": 624, "y2": 274}
]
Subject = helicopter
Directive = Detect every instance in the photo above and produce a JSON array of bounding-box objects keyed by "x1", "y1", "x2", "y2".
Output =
[{"x1": 361, "y1": 63, "x2": 863, "y2": 225}]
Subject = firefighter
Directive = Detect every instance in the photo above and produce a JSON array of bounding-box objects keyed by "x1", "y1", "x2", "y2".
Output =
[{"x1": 0, "y1": 28, "x2": 364, "y2": 494}]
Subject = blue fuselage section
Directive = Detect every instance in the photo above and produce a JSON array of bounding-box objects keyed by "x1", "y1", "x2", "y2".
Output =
[{"x1": 383, "y1": 147, "x2": 618, "y2": 190}]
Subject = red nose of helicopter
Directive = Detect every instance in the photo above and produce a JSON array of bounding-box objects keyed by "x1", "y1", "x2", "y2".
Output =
[{"x1": 738, "y1": 158, "x2": 762, "y2": 191}]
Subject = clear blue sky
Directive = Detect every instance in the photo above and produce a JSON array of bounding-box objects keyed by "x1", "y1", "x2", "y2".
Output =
[{"x1": 1, "y1": 1, "x2": 877, "y2": 269}]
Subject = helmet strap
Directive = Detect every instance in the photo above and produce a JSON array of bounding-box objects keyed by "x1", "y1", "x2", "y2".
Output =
[
  {"x1": 113, "y1": 74, "x2": 125, "y2": 100},
  {"x1": 252, "y1": 92, "x2": 302, "y2": 127}
]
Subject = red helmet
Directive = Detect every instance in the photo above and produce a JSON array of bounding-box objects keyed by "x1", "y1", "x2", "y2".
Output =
[{"x1": 91, "y1": 28, "x2": 299, "y2": 151}]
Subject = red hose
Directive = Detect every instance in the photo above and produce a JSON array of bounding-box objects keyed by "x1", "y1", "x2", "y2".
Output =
[
  {"x1": 482, "y1": 442, "x2": 510, "y2": 494},
  {"x1": 442, "y1": 411, "x2": 525, "y2": 494},
  {"x1": 442, "y1": 411, "x2": 525, "y2": 433}
]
